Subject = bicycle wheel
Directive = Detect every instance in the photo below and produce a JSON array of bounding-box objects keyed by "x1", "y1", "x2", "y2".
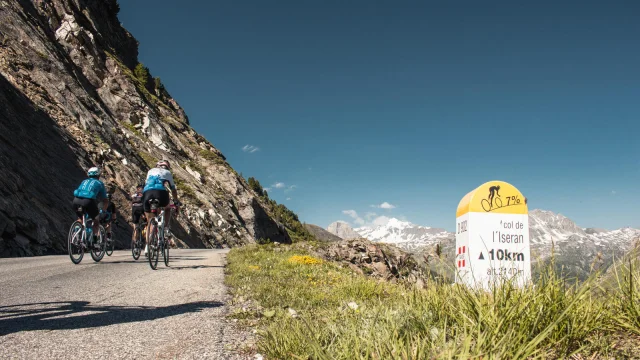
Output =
[
  {"x1": 106, "y1": 230, "x2": 114, "y2": 257},
  {"x1": 132, "y1": 226, "x2": 141, "y2": 260},
  {"x1": 481, "y1": 199, "x2": 491, "y2": 212},
  {"x1": 162, "y1": 234, "x2": 169, "y2": 267},
  {"x1": 148, "y1": 219, "x2": 159, "y2": 270},
  {"x1": 90, "y1": 225, "x2": 106, "y2": 262},
  {"x1": 67, "y1": 220, "x2": 84, "y2": 264}
]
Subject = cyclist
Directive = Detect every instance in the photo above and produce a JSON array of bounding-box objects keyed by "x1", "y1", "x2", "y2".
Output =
[
  {"x1": 142, "y1": 160, "x2": 181, "y2": 256},
  {"x1": 131, "y1": 183, "x2": 145, "y2": 245},
  {"x1": 72, "y1": 167, "x2": 108, "y2": 246},
  {"x1": 488, "y1": 185, "x2": 501, "y2": 207},
  {"x1": 100, "y1": 193, "x2": 118, "y2": 241}
]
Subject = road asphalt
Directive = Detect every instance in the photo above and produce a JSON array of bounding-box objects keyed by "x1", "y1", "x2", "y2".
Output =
[{"x1": 0, "y1": 249, "x2": 252, "y2": 359}]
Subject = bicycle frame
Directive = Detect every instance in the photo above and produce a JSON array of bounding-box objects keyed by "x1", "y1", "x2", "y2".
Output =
[{"x1": 149, "y1": 202, "x2": 177, "y2": 245}]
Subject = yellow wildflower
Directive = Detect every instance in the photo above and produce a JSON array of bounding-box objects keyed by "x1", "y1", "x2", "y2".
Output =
[{"x1": 287, "y1": 255, "x2": 323, "y2": 265}]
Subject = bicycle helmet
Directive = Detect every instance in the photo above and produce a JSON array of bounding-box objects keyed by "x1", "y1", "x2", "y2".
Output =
[
  {"x1": 87, "y1": 167, "x2": 100, "y2": 177},
  {"x1": 156, "y1": 159, "x2": 170, "y2": 169}
]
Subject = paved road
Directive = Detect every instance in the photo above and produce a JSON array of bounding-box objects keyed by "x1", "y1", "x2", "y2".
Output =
[{"x1": 0, "y1": 249, "x2": 248, "y2": 359}]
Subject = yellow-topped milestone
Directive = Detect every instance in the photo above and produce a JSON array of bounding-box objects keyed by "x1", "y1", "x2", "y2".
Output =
[{"x1": 456, "y1": 180, "x2": 528, "y2": 217}]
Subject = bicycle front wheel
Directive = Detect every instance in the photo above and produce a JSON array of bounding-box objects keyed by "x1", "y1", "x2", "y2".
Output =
[
  {"x1": 106, "y1": 231, "x2": 114, "y2": 257},
  {"x1": 68, "y1": 221, "x2": 84, "y2": 264},
  {"x1": 148, "y1": 219, "x2": 159, "y2": 270},
  {"x1": 163, "y1": 236, "x2": 169, "y2": 267}
]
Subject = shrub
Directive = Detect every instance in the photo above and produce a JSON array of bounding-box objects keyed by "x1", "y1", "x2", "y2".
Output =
[
  {"x1": 247, "y1": 177, "x2": 264, "y2": 196},
  {"x1": 134, "y1": 63, "x2": 151, "y2": 89}
]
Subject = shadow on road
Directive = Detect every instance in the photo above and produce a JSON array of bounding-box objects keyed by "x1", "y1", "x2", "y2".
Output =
[
  {"x1": 159, "y1": 265, "x2": 224, "y2": 270},
  {"x1": 0, "y1": 300, "x2": 223, "y2": 336}
]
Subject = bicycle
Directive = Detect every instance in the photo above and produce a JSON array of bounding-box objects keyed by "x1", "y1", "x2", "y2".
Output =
[
  {"x1": 481, "y1": 196, "x2": 503, "y2": 212},
  {"x1": 146, "y1": 200, "x2": 178, "y2": 270},
  {"x1": 131, "y1": 217, "x2": 147, "y2": 260},
  {"x1": 105, "y1": 220, "x2": 117, "y2": 257},
  {"x1": 67, "y1": 206, "x2": 106, "y2": 264}
]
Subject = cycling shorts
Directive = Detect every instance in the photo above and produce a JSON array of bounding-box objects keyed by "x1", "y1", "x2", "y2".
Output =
[
  {"x1": 143, "y1": 189, "x2": 170, "y2": 212},
  {"x1": 73, "y1": 197, "x2": 99, "y2": 219},
  {"x1": 132, "y1": 204, "x2": 144, "y2": 224}
]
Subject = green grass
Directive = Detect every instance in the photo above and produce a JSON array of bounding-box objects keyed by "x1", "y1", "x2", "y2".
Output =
[
  {"x1": 104, "y1": 51, "x2": 172, "y2": 111},
  {"x1": 174, "y1": 175, "x2": 203, "y2": 206},
  {"x1": 199, "y1": 149, "x2": 226, "y2": 165},
  {"x1": 225, "y1": 244, "x2": 640, "y2": 359},
  {"x1": 122, "y1": 122, "x2": 142, "y2": 137},
  {"x1": 185, "y1": 160, "x2": 206, "y2": 176},
  {"x1": 138, "y1": 151, "x2": 156, "y2": 168}
]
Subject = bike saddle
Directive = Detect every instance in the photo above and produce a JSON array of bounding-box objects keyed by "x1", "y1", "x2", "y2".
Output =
[{"x1": 148, "y1": 199, "x2": 160, "y2": 212}]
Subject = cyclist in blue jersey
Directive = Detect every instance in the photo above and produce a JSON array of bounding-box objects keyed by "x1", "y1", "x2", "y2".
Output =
[
  {"x1": 143, "y1": 160, "x2": 181, "y2": 255},
  {"x1": 72, "y1": 167, "x2": 108, "y2": 245}
]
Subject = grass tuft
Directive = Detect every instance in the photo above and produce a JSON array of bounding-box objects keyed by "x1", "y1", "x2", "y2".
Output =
[{"x1": 225, "y1": 243, "x2": 640, "y2": 359}]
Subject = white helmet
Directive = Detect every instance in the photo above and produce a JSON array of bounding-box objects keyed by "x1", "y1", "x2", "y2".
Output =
[
  {"x1": 156, "y1": 159, "x2": 170, "y2": 170},
  {"x1": 87, "y1": 167, "x2": 100, "y2": 177}
]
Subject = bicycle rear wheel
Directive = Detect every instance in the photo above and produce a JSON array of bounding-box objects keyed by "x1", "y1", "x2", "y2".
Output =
[
  {"x1": 90, "y1": 226, "x2": 106, "y2": 262},
  {"x1": 148, "y1": 219, "x2": 159, "y2": 270},
  {"x1": 67, "y1": 220, "x2": 84, "y2": 264}
]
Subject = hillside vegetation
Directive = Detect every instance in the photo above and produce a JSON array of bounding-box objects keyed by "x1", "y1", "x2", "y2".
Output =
[
  {"x1": 246, "y1": 177, "x2": 315, "y2": 243},
  {"x1": 225, "y1": 242, "x2": 640, "y2": 359}
]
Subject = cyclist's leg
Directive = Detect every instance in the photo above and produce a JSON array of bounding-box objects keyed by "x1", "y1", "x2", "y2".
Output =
[
  {"x1": 142, "y1": 190, "x2": 157, "y2": 254},
  {"x1": 158, "y1": 190, "x2": 171, "y2": 237},
  {"x1": 81, "y1": 198, "x2": 101, "y2": 237},
  {"x1": 131, "y1": 208, "x2": 137, "y2": 242}
]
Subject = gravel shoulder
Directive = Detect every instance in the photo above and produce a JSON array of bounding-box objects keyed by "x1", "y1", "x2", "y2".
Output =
[{"x1": 0, "y1": 249, "x2": 255, "y2": 359}]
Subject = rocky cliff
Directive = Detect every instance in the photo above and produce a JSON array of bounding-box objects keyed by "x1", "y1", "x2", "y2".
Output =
[
  {"x1": 327, "y1": 221, "x2": 361, "y2": 240},
  {"x1": 0, "y1": 0, "x2": 292, "y2": 256}
]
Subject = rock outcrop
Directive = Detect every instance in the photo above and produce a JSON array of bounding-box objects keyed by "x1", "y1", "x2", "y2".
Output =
[
  {"x1": 0, "y1": 0, "x2": 291, "y2": 256},
  {"x1": 313, "y1": 238, "x2": 429, "y2": 288},
  {"x1": 303, "y1": 224, "x2": 342, "y2": 242}
]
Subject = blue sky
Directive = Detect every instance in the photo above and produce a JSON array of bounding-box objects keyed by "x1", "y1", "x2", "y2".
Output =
[{"x1": 118, "y1": 1, "x2": 640, "y2": 231}]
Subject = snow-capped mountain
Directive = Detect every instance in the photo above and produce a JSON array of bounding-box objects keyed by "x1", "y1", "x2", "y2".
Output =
[
  {"x1": 353, "y1": 218, "x2": 453, "y2": 252},
  {"x1": 528, "y1": 209, "x2": 640, "y2": 249},
  {"x1": 330, "y1": 209, "x2": 640, "y2": 281}
]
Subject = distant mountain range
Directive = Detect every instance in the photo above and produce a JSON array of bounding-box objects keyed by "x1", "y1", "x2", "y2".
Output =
[{"x1": 326, "y1": 209, "x2": 640, "y2": 281}]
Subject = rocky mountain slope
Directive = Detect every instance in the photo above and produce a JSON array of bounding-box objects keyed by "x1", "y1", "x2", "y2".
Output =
[
  {"x1": 327, "y1": 221, "x2": 361, "y2": 240},
  {"x1": 0, "y1": 0, "x2": 295, "y2": 256},
  {"x1": 329, "y1": 210, "x2": 640, "y2": 281},
  {"x1": 303, "y1": 224, "x2": 342, "y2": 242}
]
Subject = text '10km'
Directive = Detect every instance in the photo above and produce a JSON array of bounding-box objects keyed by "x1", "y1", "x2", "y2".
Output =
[{"x1": 488, "y1": 248, "x2": 525, "y2": 262}]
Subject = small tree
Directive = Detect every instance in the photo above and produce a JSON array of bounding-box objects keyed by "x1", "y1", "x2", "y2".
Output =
[
  {"x1": 247, "y1": 177, "x2": 264, "y2": 196},
  {"x1": 134, "y1": 63, "x2": 151, "y2": 89},
  {"x1": 154, "y1": 76, "x2": 166, "y2": 95}
]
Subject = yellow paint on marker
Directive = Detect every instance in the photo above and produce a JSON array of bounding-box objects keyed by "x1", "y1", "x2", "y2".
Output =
[{"x1": 456, "y1": 180, "x2": 528, "y2": 217}]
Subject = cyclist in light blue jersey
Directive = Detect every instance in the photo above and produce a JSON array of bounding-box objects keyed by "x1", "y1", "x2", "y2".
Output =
[
  {"x1": 142, "y1": 160, "x2": 181, "y2": 255},
  {"x1": 72, "y1": 167, "x2": 108, "y2": 245}
]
